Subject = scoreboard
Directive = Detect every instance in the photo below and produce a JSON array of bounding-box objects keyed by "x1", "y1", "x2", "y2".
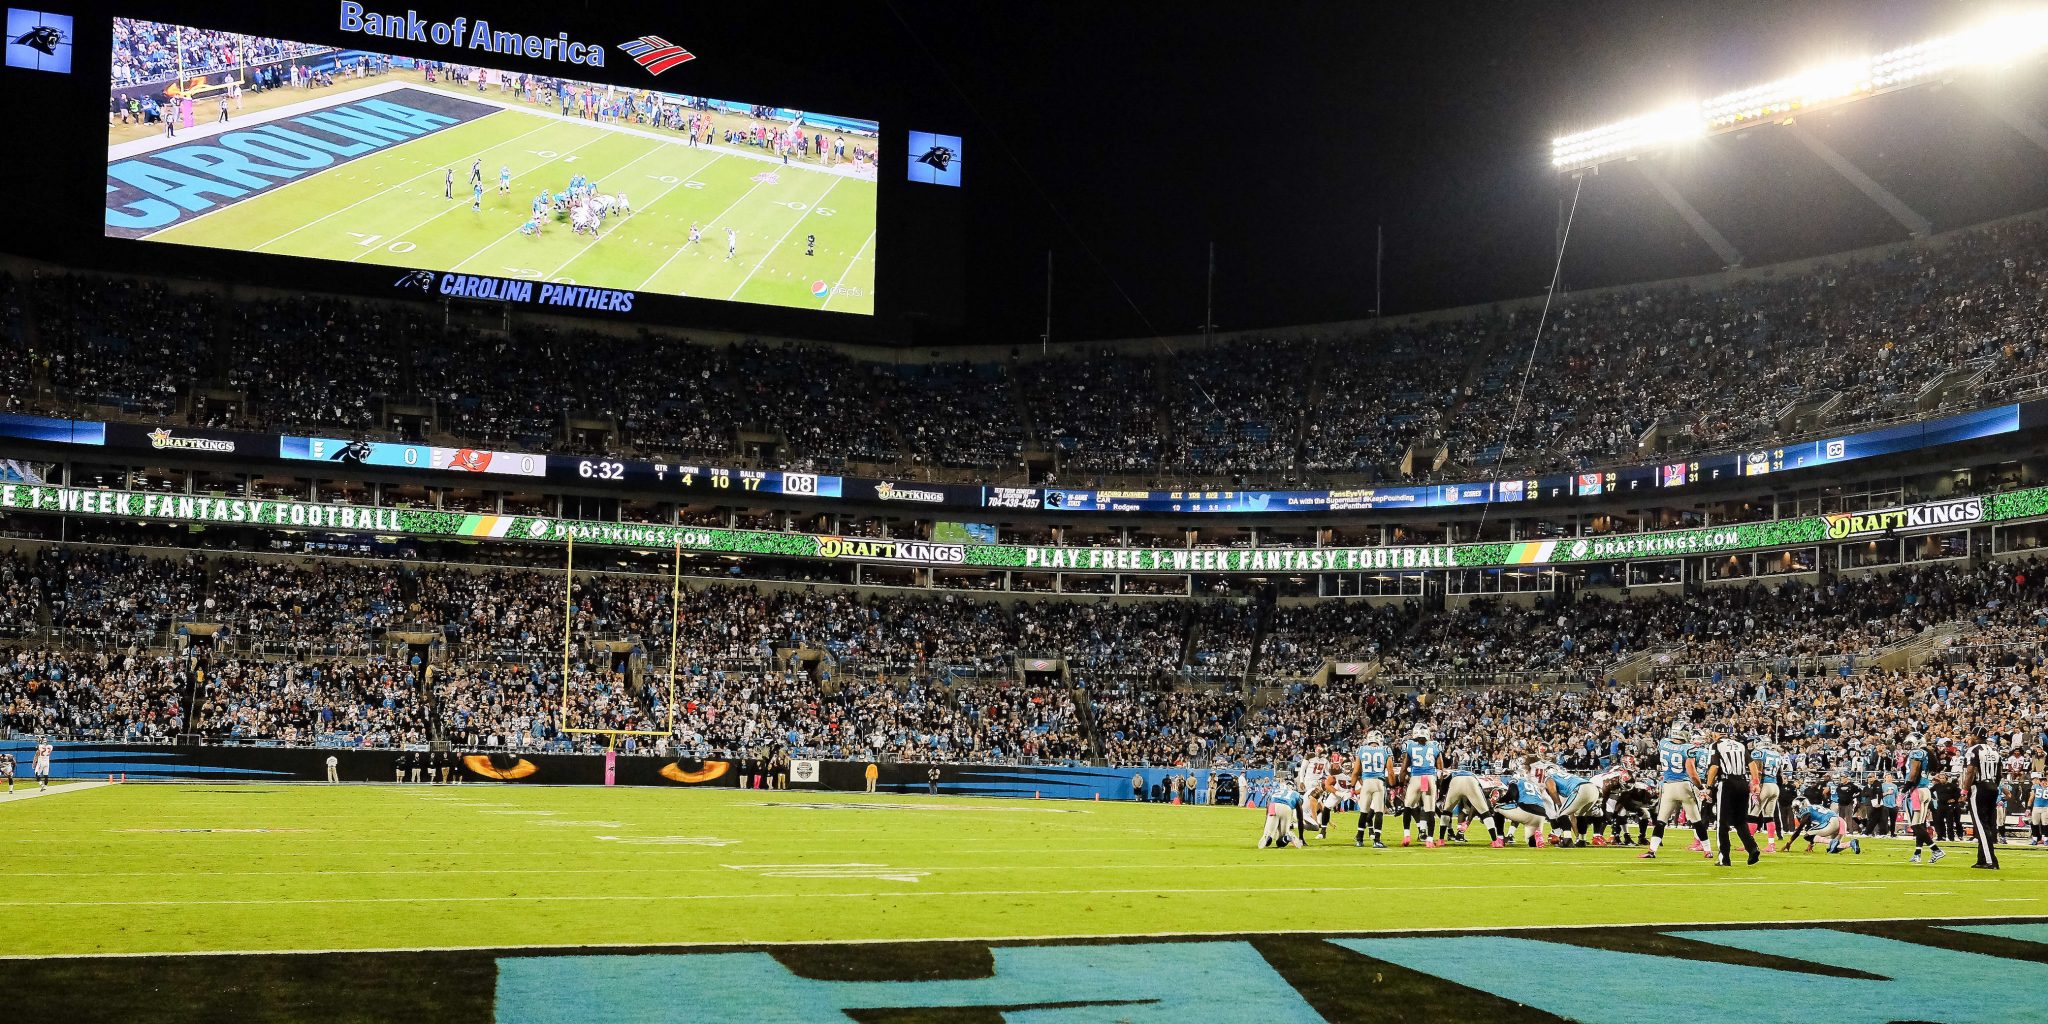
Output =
[
  {"x1": 3, "y1": 0, "x2": 972, "y2": 342},
  {"x1": 1, "y1": 399, "x2": 2033, "y2": 516}
]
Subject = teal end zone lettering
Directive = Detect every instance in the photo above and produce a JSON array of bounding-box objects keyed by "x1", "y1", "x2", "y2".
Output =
[
  {"x1": 257, "y1": 123, "x2": 371, "y2": 158},
  {"x1": 153, "y1": 145, "x2": 303, "y2": 189},
  {"x1": 494, "y1": 942, "x2": 1322, "y2": 1024},
  {"x1": 1945, "y1": 923, "x2": 2048, "y2": 945},
  {"x1": 1336, "y1": 928, "x2": 2048, "y2": 1024},
  {"x1": 299, "y1": 105, "x2": 418, "y2": 144},
  {"x1": 218, "y1": 131, "x2": 333, "y2": 169},
  {"x1": 107, "y1": 159, "x2": 249, "y2": 213},
  {"x1": 354, "y1": 98, "x2": 459, "y2": 134},
  {"x1": 105, "y1": 182, "x2": 178, "y2": 231}
]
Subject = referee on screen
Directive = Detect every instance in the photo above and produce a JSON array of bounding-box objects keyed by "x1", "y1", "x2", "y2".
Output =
[
  {"x1": 1704, "y1": 727, "x2": 1762, "y2": 866},
  {"x1": 1962, "y1": 729, "x2": 2003, "y2": 870}
]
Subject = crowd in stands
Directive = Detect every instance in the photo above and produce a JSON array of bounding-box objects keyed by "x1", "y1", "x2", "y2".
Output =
[
  {"x1": 1, "y1": 538, "x2": 2044, "y2": 772},
  {"x1": 17, "y1": 212, "x2": 2048, "y2": 487},
  {"x1": 110, "y1": 18, "x2": 330, "y2": 87}
]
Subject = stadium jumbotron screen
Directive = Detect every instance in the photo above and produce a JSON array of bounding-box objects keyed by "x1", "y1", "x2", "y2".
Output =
[{"x1": 103, "y1": 18, "x2": 879, "y2": 314}]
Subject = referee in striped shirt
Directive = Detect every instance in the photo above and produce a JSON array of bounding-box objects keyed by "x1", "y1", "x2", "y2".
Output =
[
  {"x1": 1704, "y1": 727, "x2": 1762, "y2": 866},
  {"x1": 1961, "y1": 729, "x2": 2003, "y2": 870}
]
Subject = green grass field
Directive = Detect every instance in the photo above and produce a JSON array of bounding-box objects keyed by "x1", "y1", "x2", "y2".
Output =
[
  {"x1": 5, "y1": 783, "x2": 2044, "y2": 958},
  {"x1": 8, "y1": 784, "x2": 2048, "y2": 1021},
  {"x1": 136, "y1": 100, "x2": 877, "y2": 313}
]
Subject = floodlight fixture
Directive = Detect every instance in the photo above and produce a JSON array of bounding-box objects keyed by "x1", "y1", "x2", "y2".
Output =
[{"x1": 1552, "y1": 8, "x2": 2048, "y2": 172}]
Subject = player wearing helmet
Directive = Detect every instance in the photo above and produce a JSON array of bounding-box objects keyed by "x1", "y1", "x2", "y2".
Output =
[
  {"x1": 1901, "y1": 732, "x2": 1946, "y2": 864},
  {"x1": 1642, "y1": 721, "x2": 1707, "y2": 859},
  {"x1": 1352, "y1": 730, "x2": 1394, "y2": 848},
  {"x1": 1397, "y1": 725, "x2": 1443, "y2": 847}
]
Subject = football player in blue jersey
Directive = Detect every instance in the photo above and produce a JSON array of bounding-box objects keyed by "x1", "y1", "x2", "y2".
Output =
[
  {"x1": 1752, "y1": 737, "x2": 1786, "y2": 853},
  {"x1": 1259, "y1": 783, "x2": 1306, "y2": 849},
  {"x1": 2029, "y1": 773, "x2": 2048, "y2": 845},
  {"x1": 1397, "y1": 725, "x2": 1443, "y2": 848},
  {"x1": 1495, "y1": 759, "x2": 1553, "y2": 847},
  {"x1": 1352, "y1": 730, "x2": 1394, "y2": 848},
  {"x1": 1901, "y1": 733, "x2": 1947, "y2": 864},
  {"x1": 1642, "y1": 723, "x2": 1709, "y2": 858},
  {"x1": 1791, "y1": 798, "x2": 1860, "y2": 854}
]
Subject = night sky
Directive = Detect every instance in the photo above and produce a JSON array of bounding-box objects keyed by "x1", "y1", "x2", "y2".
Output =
[{"x1": 881, "y1": 0, "x2": 2042, "y2": 342}]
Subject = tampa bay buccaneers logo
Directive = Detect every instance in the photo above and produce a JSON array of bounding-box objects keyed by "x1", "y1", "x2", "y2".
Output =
[{"x1": 446, "y1": 448, "x2": 489, "y2": 472}]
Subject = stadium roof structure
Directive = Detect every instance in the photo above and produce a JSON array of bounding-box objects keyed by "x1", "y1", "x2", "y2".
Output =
[{"x1": 1545, "y1": 9, "x2": 2048, "y2": 272}]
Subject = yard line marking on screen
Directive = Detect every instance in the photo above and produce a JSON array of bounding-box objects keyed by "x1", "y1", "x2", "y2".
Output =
[
  {"x1": 820, "y1": 229, "x2": 875, "y2": 311},
  {"x1": 539, "y1": 153, "x2": 727, "y2": 282},
  {"x1": 251, "y1": 115, "x2": 557, "y2": 254},
  {"x1": 364, "y1": 126, "x2": 623, "y2": 264},
  {"x1": 727, "y1": 176, "x2": 842, "y2": 300},
  {"x1": 634, "y1": 170, "x2": 782, "y2": 291}
]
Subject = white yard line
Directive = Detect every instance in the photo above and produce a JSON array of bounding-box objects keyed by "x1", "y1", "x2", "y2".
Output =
[
  {"x1": 383, "y1": 129, "x2": 633, "y2": 267},
  {"x1": 252, "y1": 117, "x2": 559, "y2": 253},
  {"x1": 136, "y1": 92, "x2": 550, "y2": 240},
  {"x1": 633, "y1": 174, "x2": 778, "y2": 292},
  {"x1": 820, "y1": 229, "x2": 876, "y2": 311},
  {"x1": 0, "y1": 781, "x2": 108, "y2": 804},
  {"x1": 538, "y1": 154, "x2": 727, "y2": 282},
  {"x1": 727, "y1": 177, "x2": 843, "y2": 301}
]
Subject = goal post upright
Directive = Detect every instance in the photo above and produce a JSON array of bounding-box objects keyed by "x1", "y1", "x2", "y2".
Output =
[
  {"x1": 559, "y1": 532, "x2": 574, "y2": 729},
  {"x1": 668, "y1": 540, "x2": 681, "y2": 736}
]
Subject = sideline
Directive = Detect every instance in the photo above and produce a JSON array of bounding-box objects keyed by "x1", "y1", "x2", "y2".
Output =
[
  {"x1": 0, "y1": 780, "x2": 110, "y2": 805},
  {"x1": 0, "y1": 911, "x2": 2043, "y2": 961}
]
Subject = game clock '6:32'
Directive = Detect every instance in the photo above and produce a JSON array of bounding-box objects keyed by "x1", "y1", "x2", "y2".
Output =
[{"x1": 577, "y1": 460, "x2": 625, "y2": 481}]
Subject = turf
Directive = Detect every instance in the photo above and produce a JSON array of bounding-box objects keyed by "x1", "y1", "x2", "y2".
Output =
[
  {"x1": 136, "y1": 96, "x2": 877, "y2": 313},
  {"x1": 3, "y1": 783, "x2": 2044, "y2": 958}
]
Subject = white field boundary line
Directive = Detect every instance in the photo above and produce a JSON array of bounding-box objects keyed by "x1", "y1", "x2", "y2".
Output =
[
  {"x1": 727, "y1": 176, "x2": 843, "y2": 301},
  {"x1": 538, "y1": 153, "x2": 728, "y2": 283},
  {"x1": 1, "y1": 875, "x2": 2035, "y2": 909},
  {"x1": 406, "y1": 83, "x2": 877, "y2": 180},
  {"x1": 389, "y1": 128, "x2": 637, "y2": 268},
  {"x1": 0, "y1": 781, "x2": 108, "y2": 805},
  {"x1": 820, "y1": 229, "x2": 876, "y2": 311},
  {"x1": 253, "y1": 117, "x2": 559, "y2": 253},
  {"x1": 2, "y1": 911, "x2": 2045, "y2": 961},
  {"x1": 14, "y1": 859, "x2": 2043, "y2": 878},
  {"x1": 108, "y1": 80, "x2": 417, "y2": 160},
  {"x1": 634, "y1": 173, "x2": 779, "y2": 292}
]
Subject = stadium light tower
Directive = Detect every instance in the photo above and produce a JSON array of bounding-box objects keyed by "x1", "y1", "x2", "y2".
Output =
[{"x1": 1551, "y1": 8, "x2": 2048, "y2": 173}]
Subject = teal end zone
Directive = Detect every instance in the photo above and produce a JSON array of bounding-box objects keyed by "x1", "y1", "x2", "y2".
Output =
[
  {"x1": 493, "y1": 942, "x2": 1324, "y2": 1024},
  {"x1": 1338, "y1": 927, "x2": 2048, "y2": 1024}
]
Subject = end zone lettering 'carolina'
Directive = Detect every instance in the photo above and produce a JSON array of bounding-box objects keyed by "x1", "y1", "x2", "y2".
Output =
[{"x1": 105, "y1": 90, "x2": 496, "y2": 237}]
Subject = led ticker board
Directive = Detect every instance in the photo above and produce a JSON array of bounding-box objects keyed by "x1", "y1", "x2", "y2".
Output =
[{"x1": 0, "y1": 402, "x2": 2033, "y2": 515}]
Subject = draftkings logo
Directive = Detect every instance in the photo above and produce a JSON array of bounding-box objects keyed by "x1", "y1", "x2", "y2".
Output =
[
  {"x1": 146, "y1": 428, "x2": 235, "y2": 454},
  {"x1": 618, "y1": 35, "x2": 696, "y2": 75}
]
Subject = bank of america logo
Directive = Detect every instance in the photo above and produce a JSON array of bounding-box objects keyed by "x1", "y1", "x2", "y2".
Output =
[{"x1": 620, "y1": 36, "x2": 696, "y2": 75}]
